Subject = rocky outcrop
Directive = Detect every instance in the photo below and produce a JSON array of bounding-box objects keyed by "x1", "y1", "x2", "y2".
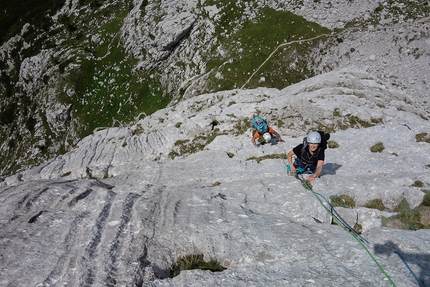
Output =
[
  {"x1": 1, "y1": 0, "x2": 429, "y2": 178},
  {"x1": 1, "y1": 68, "x2": 429, "y2": 286}
]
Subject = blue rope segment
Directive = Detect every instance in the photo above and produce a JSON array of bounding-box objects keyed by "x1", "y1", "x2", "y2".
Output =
[
  {"x1": 394, "y1": 251, "x2": 425, "y2": 287},
  {"x1": 312, "y1": 190, "x2": 369, "y2": 244},
  {"x1": 297, "y1": 173, "x2": 397, "y2": 286},
  {"x1": 282, "y1": 150, "x2": 396, "y2": 286},
  {"x1": 282, "y1": 148, "x2": 426, "y2": 286}
]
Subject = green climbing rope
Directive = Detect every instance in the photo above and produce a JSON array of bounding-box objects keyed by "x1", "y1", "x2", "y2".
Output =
[
  {"x1": 282, "y1": 150, "x2": 396, "y2": 286},
  {"x1": 298, "y1": 173, "x2": 397, "y2": 287}
]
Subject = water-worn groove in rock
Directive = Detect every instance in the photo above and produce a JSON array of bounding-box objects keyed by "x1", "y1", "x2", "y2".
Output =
[
  {"x1": 81, "y1": 189, "x2": 117, "y2": 286},
  {"x1": 105, "y1": 192, "x2": 142, "y2": 285},
  {"x1": 69, "y1": 189, "x2": 93, "y2": 207},
  {"x1": 42, "y1": 211, "x2": 91, "y2": 286},
  {"x1": 28, "y1": 210, "x2": 44, "y2": 223}
]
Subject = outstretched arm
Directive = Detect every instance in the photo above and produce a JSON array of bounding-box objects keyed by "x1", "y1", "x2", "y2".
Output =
[
  {"x1": 287, "y1": 150, "x2": 296, "y2": 173},
  {"x1": 271, "y1": 129, "x2": 284, "y2": 142},
  {"x1": 306, "y1": 160, "x2": 324, "y2": 182},
  {"x1": 251, "y1": 132, "x2": 259, "y2": 147}
]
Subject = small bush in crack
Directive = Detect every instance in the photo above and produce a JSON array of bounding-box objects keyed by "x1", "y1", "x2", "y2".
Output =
[
  {"x1": 370, "y1": 142, "x2": 384, "y2": 153},
  {"x1": 134, "y1": 123, "x2": 144, "y2": 135},
  {"x1": 170, "y1": 129, "x2": 225, "y2": 158},
  {"x1": 227, "y1": 152, "x2": 235, "y2": 158},
  {"x1": 412, "y1": 180, "x2": 424, "y2": 188},
  {"x1": 170, "y1": 253, "x2": 226, "y2": 277},
  {"x1": 353, "y1": 223, "x2": 362, "y2": 234},
  {"x1": 327, "y1": 140, "x2": 339, "y2": 149},
  {"x1": 415, "y1": 132, "x2": 430, "y2": 143}
]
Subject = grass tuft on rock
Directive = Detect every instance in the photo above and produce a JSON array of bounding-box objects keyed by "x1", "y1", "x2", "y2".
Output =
[
  {"x1": 415, "y1": 132, "x2": 430, "y2": 143},
  {"x1": 330, "y1": 194, "x2": 355, "y2": 208},
  {"x1": 364, "y1": 198, "x2": 385, "y2": 211},
  {"x1": 370, "y1": 142, "x2": 385, "y2": 153},
  {"x1": 327, "y1": 140, "x2": 339, "y2": 148},
  {"x1": 383, "y1": 193, "x2": 430, "y2": 230},
  {"x1": 246, "y1": 153, "x2": 285, "y2": 163},
  {"x1": 170, "y1": 253, "x2": 226, "y2": 278},
  {"x1": 411, "y1": 180, "x2": 424, "y2": 187}
]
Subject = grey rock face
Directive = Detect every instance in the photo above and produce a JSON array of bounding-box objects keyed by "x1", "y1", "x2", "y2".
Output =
[
  {"x1": 1, "y1": 0, "x2": 429, "y2": 178},
  {"x1": 1, "y1": 68, "x2": 429, "y2": 286}
]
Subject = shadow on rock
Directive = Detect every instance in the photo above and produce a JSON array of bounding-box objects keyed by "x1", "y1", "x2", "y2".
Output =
[
  {"x1": 322, "y1": 163, "x2": 342, "y2": 175},
  {"x1": 374, "y1": 241, "x2": 430, "y2": 286}
]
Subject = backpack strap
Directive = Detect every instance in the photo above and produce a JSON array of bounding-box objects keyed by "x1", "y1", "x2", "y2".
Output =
[{"x1": 300, "y1": 144, "x2": 320, "y2": 168}]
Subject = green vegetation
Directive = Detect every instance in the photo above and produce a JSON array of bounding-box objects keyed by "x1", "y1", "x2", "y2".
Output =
[
  {"x1": 344, "y1": 0, "x2": 430, "y2": 28},
  {"x1": 333, "y1": 108, "x2": 341, "y2": 117},
  {"x1": 170, "y1": 253, "x2": 226, "y2": 277},
  {"x1": 0, "y1": 0, "x2": 66, "y2": 45},
  {"x1": 371, "y1": 0, "x2": 430, "y2": 24},
  {"x1": 226, "y1": 152, "x2": 235, "y2": 158},
  {"x1": 370, "y1": 142, "x2": 385, "y2": 153},
  {"x1": 233, "y1": 118, "x2": 252, "y2": 135},
  {"x1": 0, "y1": 0, "x2": 171, "y2": 174},
  {"x1": 313, "y1": 110, "x2": 384, "y2": 133},
  {"x1": 202, "y1": 6, "x2": 332, "y2": 92},
  {"x1": 423, "y1": 190, "x2": 430, "y2": 206},
  {"x1": 415, "y1": 132, "x2": 430, "y2": 143},
  {"x1": 347, "y1": 116, "x2": 382, "y2": 128},
  {"x1": 134, "y1": 124, "x2": 144, "y2": 136},
  {"x1": 412, "y1": 180, "x2": 424, "y2": 188},
  {"x1": 1, "y1": 0, "x2": 429, "y2": 175},
  {"x1": 353, "y1": 223, "x2": 363, "y2": 234},
  {"x1": 169, "y1": 129, "x2": 226, "y2": 159},
  {"x1": 61, "y1": 171, "x2": 72, "y2": 177},
  {"x1": 364, "y1": 198, "x2": 385, "y2": 211},
  {"x1": 327, "y1": 140, "x2": 339, "y2": 148},
  {"x1": 246, "y1": 153, "x2": 285, "y2": 163},
  {"x1": 330, "y1": 194, "x2": 355, "y2": 208},
  {"x1": 382, "y1": 193, "x2": 430, "y2": 230},
  {"x1": 55, "y1": 8, "x2": 170, "y2": 138}
]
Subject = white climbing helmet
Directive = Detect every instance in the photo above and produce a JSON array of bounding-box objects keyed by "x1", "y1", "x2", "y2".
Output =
[
  {"x1": 307, "y1": 131, "x2": 321, "y2": 144},
  {"x1": 263, "y1": 132, "x2": 272, "y2": 142}
]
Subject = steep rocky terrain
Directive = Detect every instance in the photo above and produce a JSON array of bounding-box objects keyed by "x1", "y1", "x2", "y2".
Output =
[
  {"x1": 1, "y1": 67, "x2": 429, "y2": 286},
  {"x1": 1, "y1": 0, "x2": 429, "y2": 175},
  {"x1": 1, "y1": 1, "x2": 430, "y2": 286}
]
